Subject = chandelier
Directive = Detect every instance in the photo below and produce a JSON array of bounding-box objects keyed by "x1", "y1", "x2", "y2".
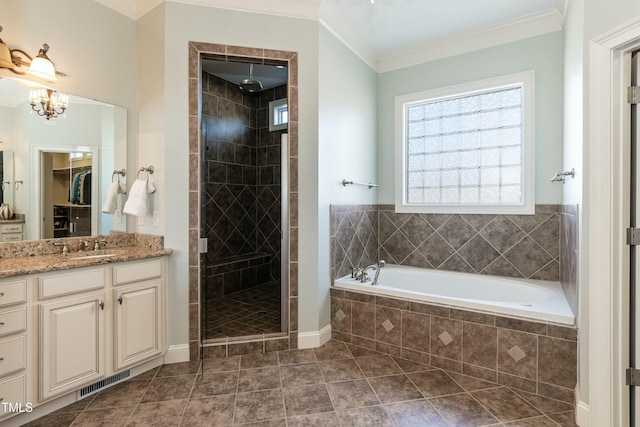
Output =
[{"x1": 29, "y1": 88, "x2": 69, "y2": 120}]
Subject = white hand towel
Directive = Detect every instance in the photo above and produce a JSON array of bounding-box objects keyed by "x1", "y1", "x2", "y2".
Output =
[
  {"x1": 101, "y1": 182, "x2": 127, "y2": 214},
  {"x1": 123, "y1": 179, "x2": 156, "y2": 217},
  {"x1": 101, "y1": 182, "x2": 125, "y2": 214}
]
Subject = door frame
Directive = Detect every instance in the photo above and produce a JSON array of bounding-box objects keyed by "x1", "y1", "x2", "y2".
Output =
[{"x1": 587, "y1": 16, "x2": 640, "y2": 427}]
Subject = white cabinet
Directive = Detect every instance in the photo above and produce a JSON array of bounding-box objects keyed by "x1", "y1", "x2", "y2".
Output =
[
  {"x1": 39, "y1": 292, "x2": 106, "y2": 401},
  {"x1": 113, "y1": 259, "x2": 164, "y2": 371},
  {"x1": 0, "y1": 278, "x2": 29, "y2": 420},
  {"x1": 0, "y1": 255, "x2": 167, "y2": 419},
  {"x1": 114, "y1": 280, "x2": 162, "y2": 370},
  {"x1": 35, "y1": 258, "x2": 166, "y2": 402},
  {"x1": 0, "y1": 223, "x2": 24, "y2": 242}
]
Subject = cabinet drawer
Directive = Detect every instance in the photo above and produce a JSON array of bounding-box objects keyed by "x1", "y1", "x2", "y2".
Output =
[
  {"x1": 0, "y1": 223, "x2": 23, "y2": 234},
  {"x1": 1, "y1": 233, "x2": 23, "y2": 242},
  {"x1": 0, "y1": 308, "x2": 26, "y2": 337},
  {"x1": 0, "y1": 374, "x2": 26, "y2": 416},
  {"x1": 0, "y1": 280, "x2": 27, "y2": 308},
  {"x1": 39, "y1": 268, "x2": 105, "y2": 300},
  {"x1": 114, "y1": 259, "x2": 162, "y2": 285},
  {"x1": 0, "y1": 336, "x2": 26, "y2": 377}
]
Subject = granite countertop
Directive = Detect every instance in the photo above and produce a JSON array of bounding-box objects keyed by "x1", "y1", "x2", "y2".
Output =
[{"x1": 0, "y1": 245, "x2": 172, "y2": 278}]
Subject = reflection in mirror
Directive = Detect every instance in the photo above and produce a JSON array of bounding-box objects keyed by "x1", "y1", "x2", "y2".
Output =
[
  {"x1": 0, "y1": 151, "x2": 14, "y2": 206},
  {"x1": 0, "y1": 78, "x2": 127, "y2": 240},
  {"x1": 41, "y1": 150, "x2": 96, "y2": 238}
]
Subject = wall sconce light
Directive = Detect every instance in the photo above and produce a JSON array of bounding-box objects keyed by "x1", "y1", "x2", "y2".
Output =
[
  {"x1": 0, "y1": 25, "x2": 68, "y2": 120},
  {"x1": 0, "y1": 25, "x2": 64, "y2": 82},
  {"x1": 29, "y1": 88, "x2": 68, "y2": 120}
]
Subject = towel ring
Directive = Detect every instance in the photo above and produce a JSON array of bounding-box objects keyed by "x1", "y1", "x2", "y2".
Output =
[
  {"x1": 137, "y1": 166, "x2": 154, "y2": 179},
  {"x1": 112, "y1": 169, "x2": 126, "y2": 183}
]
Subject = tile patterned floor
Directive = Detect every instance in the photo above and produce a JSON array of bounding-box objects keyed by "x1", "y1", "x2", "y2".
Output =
[
  {"x1": 23, "y1": 341, "x2": 578, "y2": 427},
  {"x1": 204, "y1": 283, "x2": 281, "y2": 340}
]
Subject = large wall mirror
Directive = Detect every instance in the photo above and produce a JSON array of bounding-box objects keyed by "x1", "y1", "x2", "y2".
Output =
[{"x1": 0, "y1": 78, "x2": 127, "y2": 241}]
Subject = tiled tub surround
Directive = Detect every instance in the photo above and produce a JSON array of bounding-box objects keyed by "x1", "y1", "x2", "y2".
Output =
[
  {"x1": 560, "y1": 205, "x2": 578, "y2": 315},
  {"x1": 331, "y1": 203, "x2": 579, "y2": 316},
  {"x1": 331, "y1": 288, "x2": 578, "y2": 404},
  {"x1": 330, "y1": 204, "x2": 579, "y2": 403},
  {"x1": 189, "y1": 42, "x2": 299, "y2": 359},
  {"x1": 332, "y1": 204, "x2": 562, "y2": 282}
]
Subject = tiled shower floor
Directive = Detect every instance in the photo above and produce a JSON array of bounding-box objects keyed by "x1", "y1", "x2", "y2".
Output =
[
  {"x1": 23, "y1": 341, "x2": 577, "y2": 426},
  {"x1": 204, "y1": 282, "x2": 281, "y2": 340}
]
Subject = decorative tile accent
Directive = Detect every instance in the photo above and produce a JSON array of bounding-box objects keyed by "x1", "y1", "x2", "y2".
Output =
[
  {"x1": 335, "y1": 309, "x2": 346, "y2": 321},
  {"x1": 382, "y1": 319, "x2": 395, "y2": 332},
  {"x1": 439, "y1": 331, "x2": 454, "y2": 346},
  {"x1": 508, "y1": 345, "x2": 527, "y2": 362}
]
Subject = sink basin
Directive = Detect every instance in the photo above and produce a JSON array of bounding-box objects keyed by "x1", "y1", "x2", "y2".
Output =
[{"x1": 68, "y1": 253, "x2": 117, "y2": 260}]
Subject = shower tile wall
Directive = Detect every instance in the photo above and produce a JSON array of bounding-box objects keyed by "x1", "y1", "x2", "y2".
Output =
[
  {"x1": 257, "y1": 85, "x2": 287, "y2": 283},
  {"x1": 202, "y1": 74, "x2": 287, "y2": 296}
]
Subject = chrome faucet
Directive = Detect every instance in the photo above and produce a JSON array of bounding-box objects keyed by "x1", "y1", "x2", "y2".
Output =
[
  {"x1": 54, "y1": 242, "x2": 69, "y2": 255},
  {"x1": 361, "y1": 260, "x2": 385, "y2": 286},
  {"x1": 78, "y1": 240, "x2": 90, "y2": 252}
]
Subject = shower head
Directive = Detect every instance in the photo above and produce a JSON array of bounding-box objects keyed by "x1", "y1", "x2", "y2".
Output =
[{"x1": 239, "y1": 63, "x2": 263, "y2": 92}]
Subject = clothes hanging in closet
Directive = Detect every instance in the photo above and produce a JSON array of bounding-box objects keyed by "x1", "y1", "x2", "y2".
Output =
[{"x1": 69, "y1": 171, "x2": 92, "y2": 205}]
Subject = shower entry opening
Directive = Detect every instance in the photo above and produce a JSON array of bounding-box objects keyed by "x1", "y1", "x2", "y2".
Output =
[{"x1": 199, "y1": 56, "x2": 289, "y2": 344}]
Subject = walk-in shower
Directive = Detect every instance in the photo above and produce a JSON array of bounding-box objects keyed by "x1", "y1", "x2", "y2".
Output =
[{"x1": 199, "y1": 57, "x2": 289, "y2": 343}]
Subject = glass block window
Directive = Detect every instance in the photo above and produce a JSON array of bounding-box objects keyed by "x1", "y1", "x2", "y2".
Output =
[{"x1": 395, "y1": 71, "x2": 535, "y2": 214}]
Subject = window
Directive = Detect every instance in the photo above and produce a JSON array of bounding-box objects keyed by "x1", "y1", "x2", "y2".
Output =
[
  {"x1": 269, "y1": 98, "x2": 288, "y2": 131},
  {"x1": 395, "y1": 71, "x2": 535, "y2": 214}
]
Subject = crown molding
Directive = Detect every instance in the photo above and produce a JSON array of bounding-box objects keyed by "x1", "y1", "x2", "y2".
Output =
[
  {"x1": 377, "y1": 8, "x2": 564, "y2": 73},
  {"x1": 168, "y1": 0, "x2": 320, "y2": 21},
  {"x1": 93, "y1": 0, "x2": 563, "y2": 74},
  {"x1": 318, "y1": 1, "x2": 378, "y2": 70}
]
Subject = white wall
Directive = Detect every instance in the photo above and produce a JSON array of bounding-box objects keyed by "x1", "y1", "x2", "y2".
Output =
[
  {"x1": 318, "y1": 26, "x2": 378, "y2": 329},
  {"x1": 562, "y1": 0, "x2": 588, "y2": 407},
  {"x1": 377, "y1": 31, "x2": 565, "y2": 206}
]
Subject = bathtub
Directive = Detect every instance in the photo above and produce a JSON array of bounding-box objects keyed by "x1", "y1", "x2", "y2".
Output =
[{"x1": 333, "y1": 264, "x2": 575, "y2": 325}]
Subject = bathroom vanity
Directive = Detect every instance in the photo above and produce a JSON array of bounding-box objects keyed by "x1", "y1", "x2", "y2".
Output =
[{"x1": 0, "y1": 234, "x2": 170, "y2": 422}]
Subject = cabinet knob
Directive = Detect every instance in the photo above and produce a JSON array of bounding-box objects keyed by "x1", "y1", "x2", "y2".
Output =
[
  {"x1": 0, "y1": 357, "x2": 4, "y2": 362},
  {"x1": 118, "y1": 296, "x2": 123, "y2": 305},
  {"x1": 0, "y1": 322, "x2": 4, "y2": 327},
  {"x1": 0, "y1": 292, "x2": 4, "y2": 297},
  {"x1": 99, "y1": 301, "x2": 105, "y2": 310}
]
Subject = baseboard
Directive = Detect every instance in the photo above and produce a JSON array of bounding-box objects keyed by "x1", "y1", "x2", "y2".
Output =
[
  {"x1": 576, "y1": 399, "x2": 590, "y2": 426},
  {"x1": 163, "y1": 344, "x2": 190, "y2": 364},
  {"x1": 297, "y1": 324, "x2": 332, "y2": 349}
]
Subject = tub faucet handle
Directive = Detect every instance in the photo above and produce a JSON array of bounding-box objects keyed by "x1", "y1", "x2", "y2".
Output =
[{"x1": 351, "y1": 267, "x2": 364, "y2": 281}]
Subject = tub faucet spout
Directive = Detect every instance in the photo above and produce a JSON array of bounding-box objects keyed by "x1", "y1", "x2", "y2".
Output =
[{"x1": 362, "y1": 260, "x2": 385, "y2": 286}]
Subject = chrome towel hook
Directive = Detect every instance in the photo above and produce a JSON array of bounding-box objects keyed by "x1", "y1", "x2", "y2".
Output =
[
  {"x1": 550, "y1": 168, "x2": 575, "y2": 184},
  {"x1": 137, "y1": 166, "x2": 154, "y2": 179},
  {"x1": 112, "y1": 169, "x2": 126, "y2": 182}
]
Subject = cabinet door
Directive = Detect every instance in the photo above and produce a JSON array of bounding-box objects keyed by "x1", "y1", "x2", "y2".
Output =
[
  {"x1": 40, "y1": 293, "x2": 105, "y2": 401},
  {"x1": 114, "y1": 280, "x2": 162, "y2": 370}
]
